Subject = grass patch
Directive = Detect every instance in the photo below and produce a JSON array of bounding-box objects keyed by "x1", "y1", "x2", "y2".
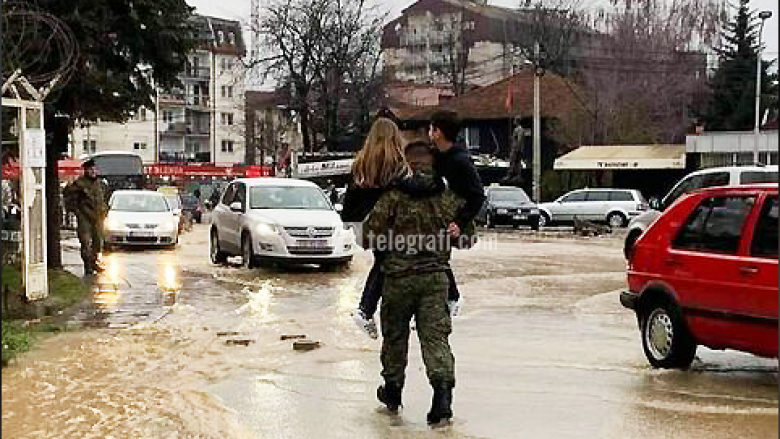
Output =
[
  {"x1": 2, "y1": 268, "x2": 90, "y2": 367},
  {"x1": 2, "y1": 319, "x2": 31, "y2": 366}
]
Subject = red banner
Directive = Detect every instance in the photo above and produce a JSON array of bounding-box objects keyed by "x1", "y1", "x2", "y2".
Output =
[{"x1": 2, "y1": 161, "x2": 274, "y2": 179}]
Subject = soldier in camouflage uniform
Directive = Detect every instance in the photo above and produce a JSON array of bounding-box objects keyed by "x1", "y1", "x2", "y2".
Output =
[
  {"x1": 361, "y1": 142, "x2": 460, "y2": 424},
  {"x1": 63, "y1": 159, "x2": 108, "y2": 275}
]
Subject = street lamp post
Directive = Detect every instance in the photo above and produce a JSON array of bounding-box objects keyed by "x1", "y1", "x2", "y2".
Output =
[{"x1": 754, "y1": 10, "x2": 772, "y2": 165}]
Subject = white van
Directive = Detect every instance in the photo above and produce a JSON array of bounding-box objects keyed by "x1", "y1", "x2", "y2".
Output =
[{"x1": 624, "y1": 165, "x2": 778, "y2": 258}]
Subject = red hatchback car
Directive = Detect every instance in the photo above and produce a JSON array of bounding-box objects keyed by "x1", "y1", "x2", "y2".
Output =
[{"x1": 621, "y1": 184, "x2": 778, "y2": 369}]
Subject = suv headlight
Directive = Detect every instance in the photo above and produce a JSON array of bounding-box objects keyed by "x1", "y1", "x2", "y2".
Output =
[
  {"x1": 161, "y1": 218, "x2": 178, "y2": 231},
  {"x1": 256, "y1": 222, "x2": 280, "y2": 236}
]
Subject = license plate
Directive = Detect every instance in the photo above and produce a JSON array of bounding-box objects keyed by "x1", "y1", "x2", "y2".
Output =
[
  {"x1": 513, "y1": 214, "x2": 526, "y2": 220},
  {"x1": 296, "y1": 239, "x2": 328, "y2": 248},
  {"x1": 129, "y1": 230, "x2": 153, "y2": 237}
]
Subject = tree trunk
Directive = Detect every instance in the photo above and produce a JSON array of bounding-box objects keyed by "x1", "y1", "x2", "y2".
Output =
[{"x1": 45, "y1": 114, "x2": 67, "y2": 270}]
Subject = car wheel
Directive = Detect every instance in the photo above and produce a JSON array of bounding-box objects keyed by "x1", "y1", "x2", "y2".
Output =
[
  {"x1": 486, "y1": 213, "x2": 495, "y2": 229},
  {"x1": 607, "y1": 212, "x2": 628, "y2": 228},
  {"x1": 242, "y1": 233, "x2": 258, "y2": 269},
  {"x1": 210, "y1": 229, "x2": 228, "y2": 265},
  {"x1": 640, "y1": 299, "x2": 697, "y2": 369},
  {"x1": 538, "y1": 212, "x2": 550, "y2": 228},
  {"x1": 530, "y1": 215, "x2": 540, "y2": 231}
]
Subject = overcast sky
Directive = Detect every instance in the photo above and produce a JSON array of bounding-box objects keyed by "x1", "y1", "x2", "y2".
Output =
[{"x1": 188, "y1": 0, "x2": 778, "y2": 57}]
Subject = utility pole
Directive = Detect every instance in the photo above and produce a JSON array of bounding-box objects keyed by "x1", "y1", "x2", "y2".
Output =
[
  {"x1": 754, "y1": 11, "x2": 772, "y2": 165},
  {"x1": 532, "y1": 40, "x2": 542, "y2": 202}
]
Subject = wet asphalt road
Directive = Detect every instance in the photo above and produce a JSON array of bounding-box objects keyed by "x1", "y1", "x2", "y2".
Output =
[{"x1": 1, "y1": 223, "x2": 777, "y2": 439}]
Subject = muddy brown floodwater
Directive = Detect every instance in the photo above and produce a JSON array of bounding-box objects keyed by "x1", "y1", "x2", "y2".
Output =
[{"x1": 2, "y1": 224, "x2": 777, "y2": 438}]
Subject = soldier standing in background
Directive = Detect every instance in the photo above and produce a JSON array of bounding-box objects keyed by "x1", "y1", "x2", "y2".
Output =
[{"x1": 63, "y1": 159, "x2": 108, "y2": 276}]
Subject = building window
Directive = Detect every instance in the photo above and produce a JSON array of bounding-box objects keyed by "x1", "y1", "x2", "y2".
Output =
[
  {"x1": 163, "y1": 110, "x2": 174, "y2": 123},
  {"x1": 82, "y1": 139, "x2": 96, "y2": 154},
  {"x1": 220, "y1": 58, "x2": 227, "y2": 72},
  {"x1": 218, "y1": 31, "x2": 225, "y2": 45},
  {"x1": 227, "y1": 86, "x2": 233, "y2": 98},
  {"x1": 133, "y1": 142, "x2": 147, "y2": 150},
  {"x1": 139, "y1": 108, "x2": 147, "y2": 121},
  {"x1": 221, "y1": 85, "x2": 227, "y2": 98},
  {"x1": 221, "y1": 112, "x2": 234, "y2": 125},
  {"x1": 221, "y1": 140, "x2": 235, "y2": 153},
  {"x1": 228, "y1": 32, "x2": 235, "y2": 45}
]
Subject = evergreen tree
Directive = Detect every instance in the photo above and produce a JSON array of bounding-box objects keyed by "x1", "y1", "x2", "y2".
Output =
[{"x1": 703, "y1": 0, "x2": 778, "y2": 131}]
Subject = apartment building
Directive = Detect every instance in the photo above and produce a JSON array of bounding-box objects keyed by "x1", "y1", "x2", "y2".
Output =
[
  {"x1": 71, "y1": 14, "x2": 246, "y2": 165},
  {"x1": 382, "y1": 0, "x2": 601, "y2": 88}
]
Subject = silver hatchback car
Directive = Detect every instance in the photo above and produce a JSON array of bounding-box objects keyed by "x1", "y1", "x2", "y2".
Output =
[{"x1": 538, "y1": 188, "x2": 649, "y2": 228}]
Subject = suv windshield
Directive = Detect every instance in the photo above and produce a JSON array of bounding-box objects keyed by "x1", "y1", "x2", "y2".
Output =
[
  {"x1": 111, "y1": 193, "x2": 169, "y2": 212},
  {"x1": 250, "y1": 186, "x2": 331, "y2": 210},
  {"x1": 490, "y1": 189, "x2": 531, "y2": 204}
]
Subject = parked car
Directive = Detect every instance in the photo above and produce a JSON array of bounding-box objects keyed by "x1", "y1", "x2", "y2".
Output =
[
  {"x1": 181, "y1": 194, "x2": 204, "y2": 223},
  {"x1": 621, "y1": 184, "x2": 778, "y2": 369},
  {"x1": 537, "y1": 188, "x2": 649, "y2": 228},
  {"x1": 209, "y1": 178, "x2": 355, "y2": 268},
  {"x1": 624, "y1": 165, "x2": 779, "y2": 258},
  {"x1": 104, "y1": 190, "x2": 180, "y2": 248},
  {"x1": 477, "y1": 186, "x2": 540, "y2": 229}
]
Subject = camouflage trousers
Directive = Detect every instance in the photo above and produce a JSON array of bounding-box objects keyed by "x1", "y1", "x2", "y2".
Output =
[
  {"x1": 380, "y1": 271, "x2": 455, "y2": 388},
  {"x1": 76, "y1": 214, "x2": 103, "y2": 273}
]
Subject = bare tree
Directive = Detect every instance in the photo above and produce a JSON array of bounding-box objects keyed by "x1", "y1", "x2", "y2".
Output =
[
  {"x1": 430, "y1": 4, "x2": 472, "y2": 96},
  {"x1": 512, "y1": 0, "x2": 588, "y2": 75},
  {"x1": 249, "y1": 0, "x2": 331, "y2": 153},
  {"x1": 312, "y1": 0, "x2": 387, "y2": 151},
  {"x1": 249, "y1": 0, "x2": 387, "y2": 153},
  {"x1": 578, "y1": 0, "x2": 726, "y2": 144}
]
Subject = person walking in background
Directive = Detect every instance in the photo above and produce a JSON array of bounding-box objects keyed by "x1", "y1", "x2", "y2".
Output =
[
  {"x1": 360, "y1": 140, "x2": 459, "y2": 424},
  {"x1": 63, "y1": 159, "x2": 108, "y2": 276}
]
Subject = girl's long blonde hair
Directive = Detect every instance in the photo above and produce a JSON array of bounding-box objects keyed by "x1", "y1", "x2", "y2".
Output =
[{"x1": 351, "y1": 117, "x2": 410, "y2": 188}]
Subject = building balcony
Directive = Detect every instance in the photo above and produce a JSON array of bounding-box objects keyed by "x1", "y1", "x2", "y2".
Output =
[
  {"x1": 183, "y1": 67, "x2": 211, "y2": 81},
  {"x1": 186, "y1": 95, "x2": 211, "y2": 109},
  {"x1": 159, "y1": 93, "x2": 185, "y2": 105},
  {"x1": 185, "y1": 126, "x2": 211, "y2": 136},
  {"x1": 162, "y1": 122, "x2": 186, "y2": 136}
]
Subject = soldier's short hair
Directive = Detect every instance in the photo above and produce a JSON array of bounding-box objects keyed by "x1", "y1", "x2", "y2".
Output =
[{"x1": 82, "y1": 158, "x2": 96, "y2": 169}]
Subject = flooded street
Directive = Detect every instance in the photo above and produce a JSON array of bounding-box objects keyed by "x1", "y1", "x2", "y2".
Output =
[{"x1": 2, "y1": 224, "x2": 777, "y2": 439}]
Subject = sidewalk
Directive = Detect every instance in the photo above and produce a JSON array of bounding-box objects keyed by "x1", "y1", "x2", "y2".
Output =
[{"x1": 61, "y1": 240, "x2": 172, "y2": 330}]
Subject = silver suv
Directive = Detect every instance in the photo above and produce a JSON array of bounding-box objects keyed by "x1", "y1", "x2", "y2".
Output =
[
  {"x1": 623, "y1": 165, "x2": 778, "y2": 258},
  {"x1": 538, "y1": 188, "x2": 649, "y2": 228}
]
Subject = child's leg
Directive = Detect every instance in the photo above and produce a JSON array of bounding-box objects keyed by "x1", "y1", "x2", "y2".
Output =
[{"x1": 358, "y1": 251, "x2": 386, "y2": 317}]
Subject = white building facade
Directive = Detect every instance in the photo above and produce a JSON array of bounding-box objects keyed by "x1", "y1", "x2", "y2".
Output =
[{"x1": 71, "y1": 15, "x2": 246, "y2": 165}]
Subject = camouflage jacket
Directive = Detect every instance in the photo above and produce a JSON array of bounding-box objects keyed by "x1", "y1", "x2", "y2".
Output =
[
  {"x1": 362, "y1": 169, "x2": 462, "y2": 277},
  {"x1": 62, "y1": 176, "x2": 107, "y2": 221}
]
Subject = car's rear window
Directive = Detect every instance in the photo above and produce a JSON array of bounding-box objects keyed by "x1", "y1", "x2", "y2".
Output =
[
  {"x1": 673, "y1": 196, "x2": 755, "y2": 254},
  {"x1": 609, "y1": 191, "x2": 634, "y2": 202},
  {"x1": 741, "y1": 171, "x2": 778, "y2": 184},
  {"x1": 586, "y1": 191, "x2": 610, "y2": 202},
  {"x1": 751, "y1": 196, "x2": 778, "y2": 259}
]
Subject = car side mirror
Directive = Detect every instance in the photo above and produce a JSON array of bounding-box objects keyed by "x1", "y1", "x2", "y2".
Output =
[
  {"x1": 649, "y1": 198, "x2": 661, "y2": 210},
  {"x1": 334, "y1": 203, "x2": 343, "y2": 213},
  {"x1": 230, "y1": 201, "x2": 243, "y2": 212}
]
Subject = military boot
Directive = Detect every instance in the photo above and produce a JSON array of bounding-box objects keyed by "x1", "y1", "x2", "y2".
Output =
[
  {"x1": 376, "y1": 381, "x2": 403, "y2": 413},
  {"x1": 426, "y1": 383, "x2": 453, "y2": 424}
]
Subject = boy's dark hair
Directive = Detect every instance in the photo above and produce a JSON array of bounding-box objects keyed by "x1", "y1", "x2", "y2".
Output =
[
  {"x1": 82, "y1": 158, "x2": 96, "y2": 169},
  {"x1": 430, "y1": 110, "x2": 461, "y2": 143}
]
